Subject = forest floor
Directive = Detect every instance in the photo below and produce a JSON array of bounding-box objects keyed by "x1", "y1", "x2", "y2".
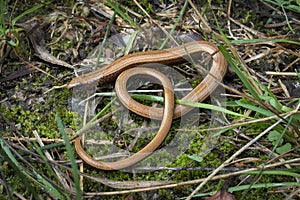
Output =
[{"x1": 0, "y1": 0, "x2": 300, "y2": 199}]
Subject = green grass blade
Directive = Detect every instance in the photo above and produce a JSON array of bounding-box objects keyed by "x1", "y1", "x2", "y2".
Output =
[
  {"x1": 40, "y1": 141, "x2": 64, "y2": 151},
  {"x1": 245, "y1": 170, "x2": 300, "y2": 178},
  {"x1": 130, "y1": 94, "x2": 252, "y2": 119},
  {"x1": 179, "y1": 100, "x2": 253, "y2": 119},
  {"x1": 33, "y1": 142, "x2": 58, "y2": 181},
  {"x1": 124, "y1": 30, "x2": 140, "y2": 55},
  {"x1": 55, "y1": 114, "x2": 82, "y2": 200},
  {"x1": 218, "y1": 44, "x2": 261, "y2": 100},
  {"x1": 264, "y1": 0, "x2": 300, "y2": 13},
  {"x1": 34, "y1": 170, "x2": 67, "y2": 200},
  {"x1": 214, "y1": 13, "x2": 262, "y2": 101},
  {"x1": 95, "y1": 11, "x2": 116, "y2": 69},
  {"x1": 159, "y1": 0, "x2": 189, "y2": 49},
  {"x1": 228, "y1": 182, "x2": 300, "y2": 193},
  {"x1": 0, "y1": 0, "x2": 6, "y2": 36},
  {"x1": 11, "y1": 4, "x2": 44, "y2": 27},
  {"x1": 230, "y1": 38, "x2": 300, "y2": 46},
  {"x1": 182, "y1": 181, "x2": 300, "y2": 199},
  {"x1": 0, "y1": 137, "x2": 38, "y2": 198},
  {"x1": 87, "y1": 97, "x2": 116, "y2": 126},
  {"x1": 0, "y1": 136, "x2": 65, "y2": 199},
  {"x1": 106, "y1": 0, "x2": 136, "y2": 26},
  {"x1": 235, "y1": 99, "x2": 275, "y2": 117}
]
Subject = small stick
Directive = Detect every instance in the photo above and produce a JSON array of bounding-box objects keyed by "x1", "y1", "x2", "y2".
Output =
[{"x1": 266, "y1": 71, "x2": 299, "y2": 76}]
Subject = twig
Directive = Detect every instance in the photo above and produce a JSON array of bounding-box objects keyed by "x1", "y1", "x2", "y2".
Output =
[
  {"x1": 266, "y1": 71, "x2": 299, "y2": 76},
  {"x1": 278, "y1": 79, "x2": 290, "y2": 98},
  {"x1": 80, "y1": 158, "x2": 300, "y2": 196},
  {"x1": 3, "y1": 136, "x2": 64, "y2": 143},
  {"x1": 186, "y1": 104, "x2": 300, "y2": 199},
  {"x1": 33, "y1": 130, "x2": 70, "y2": 191}
]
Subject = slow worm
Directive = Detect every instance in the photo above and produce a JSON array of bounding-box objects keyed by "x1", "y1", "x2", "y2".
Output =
[
  {"x1": 75, "y1": 68, "x2": 175, "y2": 170},
  {"x1": 70, "y1": 41, "x2": 228, "y2": 170}
]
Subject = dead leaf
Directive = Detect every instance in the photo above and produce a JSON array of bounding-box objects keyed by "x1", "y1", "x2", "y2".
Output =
[{"x1": 22, "y1": 21, "x2": 74, "y2": 69}]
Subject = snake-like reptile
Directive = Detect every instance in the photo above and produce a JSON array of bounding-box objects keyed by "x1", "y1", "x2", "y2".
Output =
[{"x1": 68, "y1": 41, "x2": 227, "y2": 170}]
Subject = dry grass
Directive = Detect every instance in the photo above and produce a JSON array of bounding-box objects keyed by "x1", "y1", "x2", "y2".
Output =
[{"x1": 0, "y1": 0, "x2": 299, "y2": 199}]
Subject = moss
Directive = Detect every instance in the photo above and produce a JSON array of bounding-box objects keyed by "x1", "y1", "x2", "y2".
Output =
[
  {"x1": 240, "y1": 10, "x2": 259, "y2": 26},
  {"x1": 237, "y1": 186, "x2": 284, "y2": 200},
  {"x1": 158, "y1": 189, "x2": 173, "y2": 200},
  {"x1": 191, "y1": 79, "x2": 201, "y2": 88},
  {"x1": 1, "y1": 0, "x2": 299, "y2": 198},
  {"x1": 218, "y1": 140, "x2": 236, "y2": 158},
  {"x1": 0, "y1": 81, "x2": 74, "y2": 137}
]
